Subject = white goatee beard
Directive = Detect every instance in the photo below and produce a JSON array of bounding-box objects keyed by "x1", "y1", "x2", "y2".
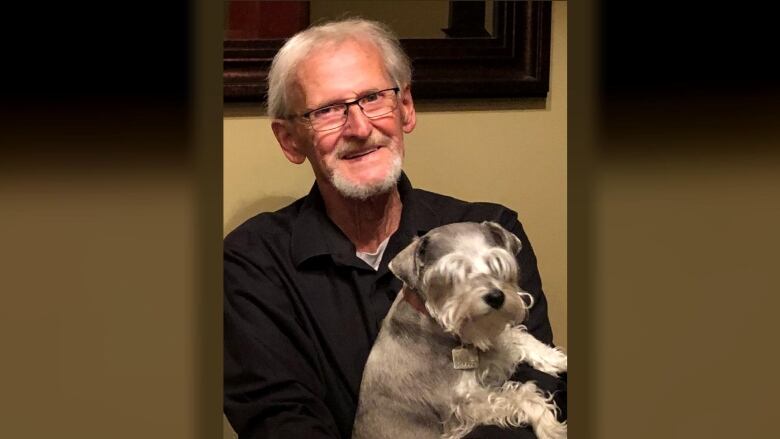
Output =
[
  {"x1": 331, "y1": 154, "x2": 403, "y2": 201},
  {"x1": 331, "y1": 153, "x2": 402, "y2": 200}
]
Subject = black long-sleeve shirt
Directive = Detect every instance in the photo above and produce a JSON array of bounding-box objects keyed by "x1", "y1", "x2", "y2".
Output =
[{"x1": 224, "y1": 173, "x2": 565, "y2": 439}]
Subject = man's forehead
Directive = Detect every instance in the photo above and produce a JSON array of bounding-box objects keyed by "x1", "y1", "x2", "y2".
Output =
[{"x1": 292, "y1": 39, "x2": 391, "y2": 108}]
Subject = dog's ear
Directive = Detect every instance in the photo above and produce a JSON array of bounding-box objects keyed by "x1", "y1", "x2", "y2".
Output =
[
  {"x1": 389, "y1": 236, "x2": 427, "y2": 289},
  {"x1": 482, "y1": 221, "x2": 522, "y2": 255}
]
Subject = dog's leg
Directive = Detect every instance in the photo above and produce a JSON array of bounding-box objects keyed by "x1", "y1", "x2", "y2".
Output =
[
  {"x1": 447, "y1": 380, "x2": 566, "y2": 439},
  {"x1": 505, "y1": 327, "x2": 567, "y2": 376},
  {"x1": 443, "y1": 376, "x2": 566, "y2": 439},
  {"x1": 498, "y1": 381, "x2": 567, "y2": 439}
]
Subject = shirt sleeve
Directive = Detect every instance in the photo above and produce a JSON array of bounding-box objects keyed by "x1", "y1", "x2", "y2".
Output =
[
  {"x1": 498, "y1": 209, "x2": 568, "y2": 427},
  {"x1": 500, "y1": 212, "x2": 555, "y2": 346},
  {"x1": 224, "y1": 245, "x2": 341, "y2": 439}
]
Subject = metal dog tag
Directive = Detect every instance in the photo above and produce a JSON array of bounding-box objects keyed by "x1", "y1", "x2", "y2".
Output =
[{"x1": 452, "y1": 346, "x2": 479, "y2": 370}]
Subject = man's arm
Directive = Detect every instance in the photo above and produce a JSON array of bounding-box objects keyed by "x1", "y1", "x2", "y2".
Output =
[
  {"x1": 503, "y1": 214, "x2": 554, "y2": 345},
  {"x1": 504, "y1": 212, "x2": 567, "y2": 407},
  {"x1": 224, "y1": 247, "x2": 341, "y2": 439}
]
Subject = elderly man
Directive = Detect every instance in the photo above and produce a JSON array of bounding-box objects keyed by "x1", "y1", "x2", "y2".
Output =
[{"x1": 224, "y1": 18, "x2": 565, "y2": 439}]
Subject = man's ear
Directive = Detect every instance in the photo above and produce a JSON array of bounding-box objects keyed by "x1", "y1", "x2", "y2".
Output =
[
  {"x1": 272, "y1": 119, "x2": 306, "y2": 164},
  {"x1": 399, "y1": 85, "x2": 416, "y2": 134}
]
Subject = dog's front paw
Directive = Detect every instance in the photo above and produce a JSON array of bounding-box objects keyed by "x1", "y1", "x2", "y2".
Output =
[
  {"x1": 535, "y1": 420, "x2": 567, "y2": 439},
  {"x1": 533, "y1": 347, "x2": 567, "y2": 376}
]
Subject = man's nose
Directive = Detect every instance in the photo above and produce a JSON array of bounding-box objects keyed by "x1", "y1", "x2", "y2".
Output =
[{"x1": 341, "y1": 104, "x2": 372, "y2": 138}]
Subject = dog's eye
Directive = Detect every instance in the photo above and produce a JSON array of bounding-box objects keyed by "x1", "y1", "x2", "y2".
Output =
[
  {"x1": 486, "y1": 253, "x2": 515, "y2": 279},
  {"x1": 488, "y1": 259, "x2": 501, "y2": 276}
]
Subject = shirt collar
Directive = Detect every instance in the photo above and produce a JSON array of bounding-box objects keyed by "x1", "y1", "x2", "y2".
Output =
[
  {"x1": 290, "y1": 172, "x2": 440, "y2": 269},
  {"x1": 290, "y1": 182, "x2": 344, "y2": 267},
  {"x1": 392, "y1": 171, "x2": 439, "y2": 240}
]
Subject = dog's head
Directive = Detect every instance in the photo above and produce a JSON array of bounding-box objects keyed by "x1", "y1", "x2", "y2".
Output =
[{"x1": 389, "y1": 221, "x2": 531, "y2": 350}]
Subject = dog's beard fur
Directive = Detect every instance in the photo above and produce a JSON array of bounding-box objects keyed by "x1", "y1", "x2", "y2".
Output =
[{"x1": 421, "y1": 248, "x2": 529, "y2": 350}]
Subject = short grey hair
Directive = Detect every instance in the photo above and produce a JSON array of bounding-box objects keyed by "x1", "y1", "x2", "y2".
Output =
[{"x1": 266, "y1": 18, "x2": 412, "y2": 119}]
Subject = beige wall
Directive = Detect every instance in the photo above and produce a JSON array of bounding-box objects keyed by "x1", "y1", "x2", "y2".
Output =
[{"x1": 223, "y1": 2, "x2": 567, "y2": 348}]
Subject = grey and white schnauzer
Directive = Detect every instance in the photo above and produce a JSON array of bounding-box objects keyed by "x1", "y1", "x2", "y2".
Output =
[{"x1": 352, "y1": 221, "x2": 567, "y2": 439}]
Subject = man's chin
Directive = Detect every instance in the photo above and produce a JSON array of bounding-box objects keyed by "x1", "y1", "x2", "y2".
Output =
[
  {"x1": 332, "y1": 178, "x2": 394, "y2": 200},
  {"x1": 328, "y1": 154, "x2": 403, "y2": 200},
  {"x1": 331, "y1": 170, "x2": 400, "y2": 201}
]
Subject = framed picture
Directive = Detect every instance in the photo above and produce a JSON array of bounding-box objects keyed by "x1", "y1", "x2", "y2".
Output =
[{"x1": 224, "y1": 0, "x2": 551, "y2": 103}]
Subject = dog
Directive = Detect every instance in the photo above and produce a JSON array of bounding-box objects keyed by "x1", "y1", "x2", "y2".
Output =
[{"x1": 352, "y1": 221, "x2": 567, "y2": 439}]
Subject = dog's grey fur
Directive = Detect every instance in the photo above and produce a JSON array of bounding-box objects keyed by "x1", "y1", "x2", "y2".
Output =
[{"x1": 352, "y1": 221, "x2": 567, "y2": 439}]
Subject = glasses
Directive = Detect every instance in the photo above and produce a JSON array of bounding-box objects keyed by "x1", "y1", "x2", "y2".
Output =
[{"x1": 296, "y1": 87, "x2": 400, "y2": 132}]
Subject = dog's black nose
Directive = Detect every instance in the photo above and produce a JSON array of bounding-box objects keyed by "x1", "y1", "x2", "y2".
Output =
[{"x1": 483, "y1": 289, "x2": 505, "y2": 309}]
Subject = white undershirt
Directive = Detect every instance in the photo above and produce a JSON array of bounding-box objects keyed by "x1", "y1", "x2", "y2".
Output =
[{"x1": 355, "y1": 236, "x2": 391, "y2": 271}]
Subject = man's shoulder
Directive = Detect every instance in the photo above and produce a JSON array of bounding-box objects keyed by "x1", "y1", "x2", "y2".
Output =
[
  {"x1": 412, "y1": 188, "x2": 521, "y2": 226},
  {"x1": 224, "y1": 196, "x2": 305, "y2": 250}
]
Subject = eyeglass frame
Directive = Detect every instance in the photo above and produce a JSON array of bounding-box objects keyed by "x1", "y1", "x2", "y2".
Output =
[{"x1": 290, "y1": 87, "x2": 401, "y2": 132}]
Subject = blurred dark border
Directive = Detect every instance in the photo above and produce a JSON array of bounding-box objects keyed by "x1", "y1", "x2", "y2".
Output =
[
  {"x1": 1, "y1": 1, "x2": 223, "y2": 438},
  {"x1": 583, "y1": 1, "x2": 779, "y2": 438},
  {"x1": 599, "y1": 1, "x2": 780, "y2": 156},
  {"x1": 568, "y1": 1, "x2": 596, "y2": 437}
]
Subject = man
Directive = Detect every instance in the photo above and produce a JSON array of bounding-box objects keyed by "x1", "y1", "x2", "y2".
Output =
[{"x1": 224, "y1": 18, "x2": 565, "y2": 439}]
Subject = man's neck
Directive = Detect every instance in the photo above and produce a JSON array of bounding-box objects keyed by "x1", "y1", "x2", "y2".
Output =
[{"x1": 318, "y1": 181, "x2": 402, "y2": 253}]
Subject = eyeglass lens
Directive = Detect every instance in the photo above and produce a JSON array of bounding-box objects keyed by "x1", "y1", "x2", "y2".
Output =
[{"x1": 308, "y1": 89, "x2": 397, "y2": 131}]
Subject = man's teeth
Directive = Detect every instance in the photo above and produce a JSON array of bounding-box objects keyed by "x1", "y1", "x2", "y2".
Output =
[{"x1": 345, "y1": 148, "x2": 377, "y2": 159}]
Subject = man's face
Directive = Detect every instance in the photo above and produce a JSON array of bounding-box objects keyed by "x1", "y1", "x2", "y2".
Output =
[{"x1": 273, "y1": 39, "x2": 416, "y2": 200}]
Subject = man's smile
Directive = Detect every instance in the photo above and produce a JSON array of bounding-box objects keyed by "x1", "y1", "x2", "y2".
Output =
[{"x1": 342, "y1": 146, "x2": 381, "y2": 160}]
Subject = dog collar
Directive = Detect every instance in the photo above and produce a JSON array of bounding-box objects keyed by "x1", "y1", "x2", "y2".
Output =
[
  {"x1": 400, "y1": 288, "x2": 479, "y2": 369},
  {"x1": 401, "y1": 287, "x2": 429, "y2": 316},
  {"x1": 452, "y1": 345, "x2": 479, "y2": 370}
]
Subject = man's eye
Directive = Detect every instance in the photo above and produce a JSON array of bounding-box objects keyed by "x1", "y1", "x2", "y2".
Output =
[
  {"x1": 311, "y1": 106, "x2": 340, "y2": 119},
  {"x1": 361, "y1": 93, "x2": 380, "y2": 103}
]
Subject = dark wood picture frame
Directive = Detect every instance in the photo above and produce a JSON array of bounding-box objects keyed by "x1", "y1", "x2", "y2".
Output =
[{"x1": 224, "y1": 1, "x2": 551, "y2": 104}]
